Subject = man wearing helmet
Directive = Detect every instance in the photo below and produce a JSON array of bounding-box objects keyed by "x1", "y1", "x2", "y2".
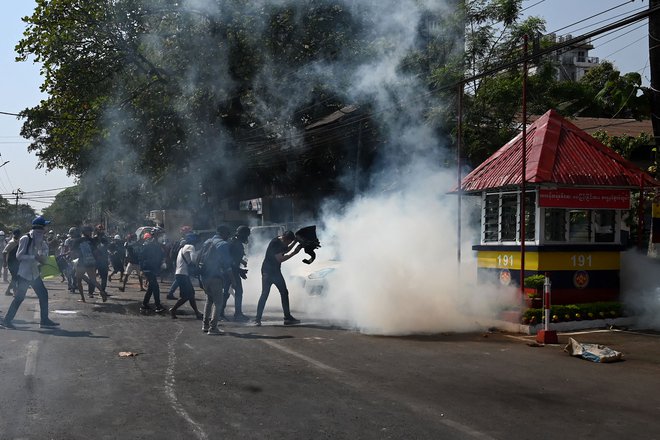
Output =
[
  {"x1": 108, "y1": 234, "x2": 125, "y2": 282},
  {"x1": 2, "y1": 229, "x2": 21, "y2": 296},
  {"x1": 73, "y1": 225, "x2": 108, "y2": 302},
  {"x1": 1, "y1": 216, "x2": 59, "y2": 329},
  {"x1": 120, "y1": 233, "x2": 145, "y2": 292},
  {"x1": 139, "y1": 231, "x2": 166, "y2": 314},
  {"x1": 63, "y1": 227, "x2": 80, "y2": 293}
]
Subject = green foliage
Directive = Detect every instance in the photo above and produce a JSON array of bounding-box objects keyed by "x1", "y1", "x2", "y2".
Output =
[
  {"x1": 523, "y1": 274, "x2": 545, "y2": 290},
  {"x1": 41, "y1": 186, "x2": 84, "y2": 229},
  {"x1": 522, "y1": 301, "x2": 623, "y2": 324},
  {"x1": 591, "y1": 131, "x2": 653, "y2": 161}
]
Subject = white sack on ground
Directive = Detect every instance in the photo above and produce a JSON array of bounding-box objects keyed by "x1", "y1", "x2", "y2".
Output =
[{"x1": 564, "y1": 337, "x2": 623, "y2": 363}]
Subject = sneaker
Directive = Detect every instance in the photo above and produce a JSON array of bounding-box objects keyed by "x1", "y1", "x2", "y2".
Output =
[
  {"x1": 283, "y1": 317, "x2": 301, "y2": 325},
  {"x1": 1, "y1": 321, "x2": 16, "y2": 330},
  {"x1": 234, "y1": 313, "x2": 250, "y2": 322},
  {"x1": 40, "y1": 320, "x2": 60, "y2": 329},
  {"x1": 154, "y1": 306, "x2": 166, "y2": 314},
  {"x1": 207, "y1": 327, "x2": 224, "y2": 335},
  {"x1": 253, "y1": 319, "x2": 262, "y2": 327},
  {"x1": 170, "y1": 308, "x2": 177, "y2": 319},
  {"x1": 202, "y1": 326, "x2": 209, "y2": 333}
]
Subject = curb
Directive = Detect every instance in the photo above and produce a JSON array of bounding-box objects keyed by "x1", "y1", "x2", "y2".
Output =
[{"x1": 492, "y1": 317, "x2": 637, "y2": 335}]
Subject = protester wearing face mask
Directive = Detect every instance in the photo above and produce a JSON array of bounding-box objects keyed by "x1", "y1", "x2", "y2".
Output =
[{"x1": 1, "y1": 216, "x2": 60, "y2": 329}]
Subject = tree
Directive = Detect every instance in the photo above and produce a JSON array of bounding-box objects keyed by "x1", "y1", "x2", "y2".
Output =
[
  {"x1": 41, "y1": 186, "x2": 85, "y2": 230},
  {"x1": 16, "y1": 0, "x2": 383, "y2": 221}
]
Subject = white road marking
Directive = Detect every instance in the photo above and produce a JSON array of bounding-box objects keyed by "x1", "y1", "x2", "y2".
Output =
[
  {"x1": 24, "y1": 340, "x2": 40, "y2": 376},
  {"x1": 262, "y1": 340, "x2": 342, "y2": 374},
  {"x1": 164, "y1": 325, "x2": 208, "y2": 440}
]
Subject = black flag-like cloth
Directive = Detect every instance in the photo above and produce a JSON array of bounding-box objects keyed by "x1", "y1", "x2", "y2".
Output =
[{"x1": 295, "y1": 226, "x2": 321, "y2": 264}]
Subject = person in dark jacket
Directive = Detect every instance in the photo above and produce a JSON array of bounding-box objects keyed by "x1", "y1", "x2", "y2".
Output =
[
  {"x1": 108, "y1": 234, "x2": 125, "y2": 282},
  {"x1": 220, "y1": 225, "x2": 251, "y2": 321},
  {"x1": 139, "y1": 232, "x2": 165, "y2": 314},
  {"x1": 74, "y1": 225, "x2": 107, "y2": 302}
]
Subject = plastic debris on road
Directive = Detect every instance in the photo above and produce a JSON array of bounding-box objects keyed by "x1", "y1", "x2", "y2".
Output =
[
  {"x1": 118, "y1": 351, "x2": 139, "y2": 357},
  {"x1": 564, "y1": 337, "x2": 623, "y2": 363}
]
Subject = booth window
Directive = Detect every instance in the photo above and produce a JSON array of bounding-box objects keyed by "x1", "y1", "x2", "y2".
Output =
[
  {"x1": 594, "y1": 210, "x2": 615, "y2": 242},
  {"x1": 545, "y1": 208, "x2": 566, "y2": 241},
  {"x1": 483, "y1": 191, "x2": 536, "y2": 243},
  {"x1": 524, "y1": 192, "x2": 536, "y2": 240},
  {"x1": 568, "y1": 210, "x2": 592, "y2": 242},
  {"x1": 501, "y1": 194, "x2": 517, "y2": 241},
  {"x1": 483, "y1": 194, "x2": 499, "y2": 242}
]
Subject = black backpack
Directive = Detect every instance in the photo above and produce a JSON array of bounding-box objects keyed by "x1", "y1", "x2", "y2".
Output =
[
  {"x1": 7, "y1": 244, "x2": 19, "y2": 272},
  {"x1": 193, "y1": 239, "x2": 220, "y2": 277},
  {"x1": 8, "y1": 235, "x2": 33, "y2": 273}
]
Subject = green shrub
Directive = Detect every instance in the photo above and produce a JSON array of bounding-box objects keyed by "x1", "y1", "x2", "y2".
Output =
[
  {"x1": 521, "y1": 301, "x2": 623, "y2": 324},
  {"x1": 523, "y1": 275, "x2": 546, "y2": 290}
]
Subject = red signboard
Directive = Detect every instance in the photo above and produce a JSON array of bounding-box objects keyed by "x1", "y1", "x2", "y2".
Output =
[{"x1": 539, "y1": 188, "x2": 630, "y2": 209}]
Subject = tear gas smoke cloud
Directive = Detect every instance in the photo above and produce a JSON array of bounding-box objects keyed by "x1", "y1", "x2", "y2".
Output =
[
  {"x1": 82, "y1": 0, "x2": 520, "y2": 333},
  {"x1": 621, "y1": 251, "x2": 660, "y2": 330}
]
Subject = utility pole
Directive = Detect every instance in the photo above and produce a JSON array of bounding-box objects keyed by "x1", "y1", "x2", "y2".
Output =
[
  {"x1": 11, "y1": 188, "x2": 23, "y2": 208},
  {"x1": 651, "y1": 1, "x2": 660, "y2": 172},
  {"x1": 650, "y1": 1, "x2": 660, "y2": 249}
]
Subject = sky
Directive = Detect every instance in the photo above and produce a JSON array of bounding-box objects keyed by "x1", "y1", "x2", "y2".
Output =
[{"x1": 0, "y1": 0, "x2": 652, "y2": 212}]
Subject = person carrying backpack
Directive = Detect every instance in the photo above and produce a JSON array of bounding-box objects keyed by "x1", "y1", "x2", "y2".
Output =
[
  {"x1": 2, "y1": 229, "x2": 21, "y2": 296},
  {"x1": 139, "y1": 232, "x2": 165, "y2": 314},
  {"x1": 169, "y1": 233, "x2": 203, "y2": 320},
  {"x1": 108, "y1": 234, "x2": 125, "y2": 282},
  {"x1": 74, "y1": 225, "x2": 108, "y2": 302},
  {"x1": 165, "y1": 225, "x2": 192, "y2": 300},
  {"x1": 1, "y1": 216, "x2": 60, "y2": 330},
  {"x1": 200, "y1": 225, "x2": 232, "y2": 334},
  {"x1": 119, "y1": 233, "x2": 144, "y2": 292}
]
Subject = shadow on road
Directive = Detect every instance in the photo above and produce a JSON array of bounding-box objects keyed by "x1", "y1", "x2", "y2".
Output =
[
  {"x1": 35, "y1": 328, "x2": 109, "y2": 339},
  {"x1": 226, "y1": 331, "x2": 294, "y2": 340}
]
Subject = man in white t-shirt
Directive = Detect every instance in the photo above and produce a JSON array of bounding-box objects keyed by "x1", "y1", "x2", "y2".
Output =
[{"x1": 169, "y1": 233, "x2": 203, "y2": 320}]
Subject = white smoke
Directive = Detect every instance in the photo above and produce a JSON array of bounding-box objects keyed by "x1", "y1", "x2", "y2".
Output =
[
  {"x1": 230, "y1": 0, "x2": 521, "y2": 334},
  {"x1": 621, "y1": 250, "x2": 660, "y2": 330}
]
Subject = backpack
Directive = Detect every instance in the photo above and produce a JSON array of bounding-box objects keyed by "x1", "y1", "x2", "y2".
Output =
[
  {"x1": 7, "y1": 243, "x2": 20, "y2": 273},
  {"x1": 193, "y1": 238, "x2": 220, "y2": 277},
  {"x1": 79, "y1": 240, "x2": 96, "y2": 267},
  {"x1": 169, "y1": 239, "x2": 183, "y2": 264}
]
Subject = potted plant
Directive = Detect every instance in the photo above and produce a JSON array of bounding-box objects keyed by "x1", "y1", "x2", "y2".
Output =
[{"x1": 523, "y1": 275, "x2": 545, "y2": 308}]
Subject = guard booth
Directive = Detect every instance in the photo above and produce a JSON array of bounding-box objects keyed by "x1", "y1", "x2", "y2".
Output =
[{"x1": 459, "y1": 110, "x2": 660, "y2": 304}]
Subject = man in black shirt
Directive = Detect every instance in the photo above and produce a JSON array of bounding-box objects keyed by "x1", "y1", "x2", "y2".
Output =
[
  {"x1": 254, "y1": 230, "x2": 303, "y2": 326},
  {"x1": 220, "y1": 225, "x2": 250, "y2": 321}
]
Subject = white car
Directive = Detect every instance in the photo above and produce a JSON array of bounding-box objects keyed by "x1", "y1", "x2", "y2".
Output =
[{"x1": 294, "y1": 259, "x2": 340, "y2": 296}]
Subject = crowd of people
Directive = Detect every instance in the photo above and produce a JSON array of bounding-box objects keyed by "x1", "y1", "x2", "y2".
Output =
[{"x1": 0, "y1": 216, "x2": 305, "y2": 333}]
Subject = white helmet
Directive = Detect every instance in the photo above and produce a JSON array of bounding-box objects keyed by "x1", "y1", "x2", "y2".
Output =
[
  {"x1": 0, "y1": 231, "x2": 4, "y2": 236},
  {"x1": 114, "y1": 234, "x2": 122, "y2": 240}
]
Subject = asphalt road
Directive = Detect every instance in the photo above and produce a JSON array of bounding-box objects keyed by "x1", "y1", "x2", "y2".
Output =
[{"x1": 1, "y1": 277, "x2": 660, "y2": 440}]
